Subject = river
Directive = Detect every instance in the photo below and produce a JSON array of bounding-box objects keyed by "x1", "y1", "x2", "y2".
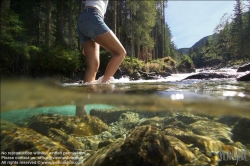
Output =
[{"x1": 1, "y1": 68, "x2": 250, "y2": 166}]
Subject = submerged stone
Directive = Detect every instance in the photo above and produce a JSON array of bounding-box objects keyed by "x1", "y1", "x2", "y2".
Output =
[
  {"x1": 48, "y1": 128, "x2": 84, "y2": 151},
  {"x1": 165, "y1": 127, "x2": 225, "y2": 154},
  {"x1": 166, "y1": 135, "x2": 196, "y2": 164},
  {"x1": 83, "y1": 125, "x2": 178, "y2": 166},
  {"x1": 189, "y1": 120, "x2": 233, "y2": 144},
  {"x1": 118, "y1": 112, "x2": 140, "y2": 129},
  {"x1": 90, "y1": 108, "x2": 131, "y2": 124},
  {"x1": 1, "y1": 128, "x2": 73, "y2": 165},
  {"x1": 231, "y1": 118, "x2": 250, "y2": 145},
  {"x1": 27, "y1": 114, "x2": 109, "y2": 137},
  {"x1": 0, "y1": 119, "x2": 18, "y2": 131}
]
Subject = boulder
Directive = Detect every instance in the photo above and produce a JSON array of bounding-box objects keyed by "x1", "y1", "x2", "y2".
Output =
[
  {"x1": 184, "y1": 73, "x2": 234, "y2": 80},
  {"x1": 166, "y1": 135, "x2": 196, "y2": 164},
  {"x1": 237, "y1": 63, "x2": 250, "y2": 72},
  {"x1": 1, "y1": 128, "x2": 74, "y2": 165},
  {"x1": 27, "y1": 114, "x2": 109, "y2": 137},
  {"x1": 231, "y1": 118, "x2": 250, "y2": 145},
  {"x1": 189, "y1": 120, "x2": 233, "y2": 144},
  {"x1": 0, "y1": 119, "x2": 18, "y2": 131},
  {"x1": 89, "y1": 108, "x2": 131, "y2": 124},
  {"x1": 83, "y1": 125, "x2": 178, "y2": 166},
  {"x1": 237, "y1": 73, "x2": 250, "y2": 81},
  {"x1": 165, "y1": 127, "x2": 225, "y2": 154}
]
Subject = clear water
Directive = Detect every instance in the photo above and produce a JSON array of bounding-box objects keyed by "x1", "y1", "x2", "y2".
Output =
[
  {"x1": 1, "y1": 69, "x2": 250, "y2": 165},
  {"x1": 2, "y1": 70, "x2": 250, "y2": 117}
]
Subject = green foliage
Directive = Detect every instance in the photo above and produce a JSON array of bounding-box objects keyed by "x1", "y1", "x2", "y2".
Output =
[
  {"x1": 34, "y1": 46, "x2": 84, "y2": 76},
  {"x1": 0, "y1": 0, "x2": 179, "y2": 77},
  {"x1": 121, "y1": 56, "x2": 144, "y2": 74},
  {"x1": 0, "y1": 9, "x2": 31, "y2": 74},
  {"x1": 121, "y1": 56, "x2": 176, "y2": 74},
  {"x1": 177, "y1": 55, "x2": 194, "y2": 73}
]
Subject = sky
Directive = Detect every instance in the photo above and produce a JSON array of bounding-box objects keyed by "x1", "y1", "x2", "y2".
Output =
[{"x1": 165, "y1": 1, "x2": 237, "y2": 49}]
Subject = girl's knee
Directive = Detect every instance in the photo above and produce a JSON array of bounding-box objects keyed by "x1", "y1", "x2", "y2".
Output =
[{"x1": 88, "y1": 62, "x2": 99, "y2": 72}]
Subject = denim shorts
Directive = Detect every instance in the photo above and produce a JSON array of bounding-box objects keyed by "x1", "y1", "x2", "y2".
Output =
[{"x1": 77, "y1": 8, "x2": 110, "y2": 45}]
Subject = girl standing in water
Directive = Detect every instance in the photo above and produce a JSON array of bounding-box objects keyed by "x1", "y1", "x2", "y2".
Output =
[{"x1": 77, "y1": 0, "x2": 126, "y2": 83}]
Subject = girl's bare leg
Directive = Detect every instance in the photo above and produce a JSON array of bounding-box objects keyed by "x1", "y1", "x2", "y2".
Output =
[
  {"x1": 94, "y1": 30, "x2": 126, "y2": 82},
  {"x1": 82, "y1": 40, "x2": 100, "y2": 82}
]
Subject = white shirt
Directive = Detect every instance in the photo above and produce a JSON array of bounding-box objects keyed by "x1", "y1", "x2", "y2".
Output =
[{"x1": 85, "y1": 0, "x2": 109, "y2": 17}]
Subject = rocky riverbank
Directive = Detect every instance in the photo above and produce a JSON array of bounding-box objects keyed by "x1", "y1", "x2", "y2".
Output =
[{"x1": 1, "y1": 107, "x2": 250, "y2": 166}]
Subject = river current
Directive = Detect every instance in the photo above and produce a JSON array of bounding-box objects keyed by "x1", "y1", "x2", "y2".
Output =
[{"x1": 1, "y1": 68, "x2": 250, "y2": 116}]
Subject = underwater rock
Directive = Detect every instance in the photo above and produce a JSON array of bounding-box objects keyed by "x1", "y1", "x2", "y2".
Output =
[
  {"x1": 231, "y1": 118, "x2": 250, "y2": 145},
  {"x1": 237, "y1": 63, "x2": 250, "y2": 72},
  {"x1": 237, "y1": 73, "x2": 250, "y2": 81},
  {"x1": 28, "y1": 114, "x2": 109, "y2": 137},
  {"x1": 165, "y1": 127, "x2": 225, "y2": 154},
  {"x1": 166, "y1": 135, "x2": 196, "y2": 164},
  {"x1": 1, "y1": 127, "x2": 74, "y2": 165},
  {"x1": 138, "y1": 116, "x2": 165, "y2": 129},
  {"x1": 77, "y1": 131, "x2": 115, "y2": 151},
  {"x1": 48, "y1": 128, "x2": 84, "y2": 151},
  {"x1": 189, "y1": 120, "x2": 233, "y2": 144},
  {"x1": 0, "y1": 119, "x2": 18, "y2": 131},
  {"x1": 183, "y1": 73, "x2": 234, "y2": 80},
  {"x1": 175, "y1": 112, "x2": 209, "y2": 125},
  {"x1": 89, "y1": 108, "x2": 132, "y2": 124},
  {"x1": 118, "y1": 112, "x2": 140, "y2": 129},
  {"x1": 216, "y1": 115, "x2": 241, "y2": 127},
  {"x1": 83, "y1": 125, "x2": 177, "y2": 166}
]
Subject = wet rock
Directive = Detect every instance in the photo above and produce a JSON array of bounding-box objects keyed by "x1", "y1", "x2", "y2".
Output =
[
  {"x1": 109, "y1": 125, "x2": 129, "y2": 139},
  {"x1": 166, "y1": 135, "x2": 196, "y2": 164},
  {"x1": 184, "y1": 73, "x2": 234, "y2": 80},
  {"x1": 165, "y1": 127, "x2": 225, "y2": 154},
  {"x1": 216, "y1": 115, "x2": 241, "y2": 127},
  {"x1": 1, "y1": 128, "x2": 74, "y2": 164},
  {"x1": 189, "y1": 120, "x2": 233, "y2": 144},
  {"x1": 118, "y1": 112, "x2": 140, "y2": 129},
  {"x1": 0, "y1": 119, "x2": 18, "y2": 131},
  {"x1": 130, "y1": 72, "x2": 141, "y2": 80},
  {"x1": 237, "y1": 63, "x2": 250, "y2": 72},
  {"x1": 75, "y1": 131, "x2": 116, "y2": 151},
  {"x1": 156, "y1": 71, "x2": 172, "y2": 78},
  {"x1": 27, "y1": 114, "x2": 109, "y2": 137},
  {"x1": 89, "y1": 108, "x2": 132, "y2": 124},
  {"x1": 48, "y1": 128, "x2": 84, "y2": 151},
  {"x1": 231, "y1": 118, "x2": 250, "y2": 145},
  {"x1": 237, "y1": 73, "x2": 250, "y2": 81},
  {"x1": 138, "y1": 116, "x2": 165, "y2": 129},
  {"x1": 83, "y1": 125, "x2": 178, "y2": 166},
  {"x1": 175, "y1": 112, "x2": 209, "y2": 125}
]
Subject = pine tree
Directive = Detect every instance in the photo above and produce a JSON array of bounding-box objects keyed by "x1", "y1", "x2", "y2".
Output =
[{"x1": 231, "y1": 0, "x2": 245, "y2": 60}]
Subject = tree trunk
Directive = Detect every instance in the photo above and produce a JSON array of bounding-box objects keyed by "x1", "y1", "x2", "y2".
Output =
[
  {"x1": 78, "y1": 0, "x2": 83, "y2": 50},
  {"x1": 1, "y1": 0, "x2": 10, "y2": 11},
  {"x1": 162, "y1": 1, "x2": 165, "y2": 57},
  {"x1": 68, "y1": 0, "x2": 73, "y2": 49},
  {"x1": 112, "y1": 1, "x2": 117, "y2": 34},
  {"x1": 45, "y1": 0, "x2": 52, "y2": 46}
]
